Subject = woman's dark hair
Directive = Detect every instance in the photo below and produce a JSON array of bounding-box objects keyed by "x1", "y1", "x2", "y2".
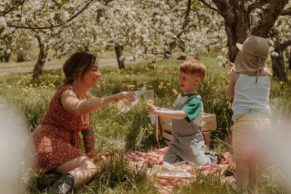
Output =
[{"x1": 63, "y1": 51, "x2": 96, "y2": 85}]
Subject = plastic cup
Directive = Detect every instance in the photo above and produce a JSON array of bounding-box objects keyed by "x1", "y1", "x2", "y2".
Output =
[{"x1": 143, "y1": 90, "x2": 154, "y2": 104}]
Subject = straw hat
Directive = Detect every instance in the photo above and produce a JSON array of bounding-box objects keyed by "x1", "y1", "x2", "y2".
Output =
[{"x1": 233, "y1": 36, "x2": 271, "y2": 76}]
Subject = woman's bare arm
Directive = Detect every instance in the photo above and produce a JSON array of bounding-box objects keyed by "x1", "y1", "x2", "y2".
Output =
[{"x1": 61, "y1": 90, "x2": 134, "y2": 115}]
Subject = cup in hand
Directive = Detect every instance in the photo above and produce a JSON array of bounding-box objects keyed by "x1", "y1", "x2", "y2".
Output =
[
  {"x1": 116, "y1": 90, "x2": 142, "y2": 113},
  {"x1": 143, "y1": 90, "x2": 156, "y2": 124},
  {"x1": 143, "y1": 90, "x2": 154, "y2": 105}
]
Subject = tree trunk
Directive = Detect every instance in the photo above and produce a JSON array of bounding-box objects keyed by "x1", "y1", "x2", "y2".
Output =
[
  {"x1": 32, "y1": 35, "x2": 49, "y2": 82},
  {"x1": 289, "y1": 50, "x2": 291, "y2": 70},
  {"x1": 271, "y1": 55, "x2": 287, "y2": 81},
  {"x1": 16, "y1": 47, "x2": 25, "y2": 62},
  {"x1": 114, "y1": 45, "x2": 125, "y2": 69},
  {"x1": 0, "y1": 34, "x2": 12, "y2": 62},
  {"x1": 271, "y1": 41, "x2": 287, "y2": 81},
  {"x1": 3, "y1": 49, "x2": 11, "y2": 62},
  {"x1": 213, "y1": 0, "x2": 249, "y2": 62},
  {"x1": 211, "y1": 0, "x2": 288, "y2": 62}
]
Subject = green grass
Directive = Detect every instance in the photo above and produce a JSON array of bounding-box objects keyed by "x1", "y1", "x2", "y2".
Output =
[{"x1": 0, "y1": 56, "x2": 290, "y2": 194}]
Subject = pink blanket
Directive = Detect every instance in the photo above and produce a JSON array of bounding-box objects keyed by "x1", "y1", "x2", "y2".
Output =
[{"x1": 125, "y1": 147, "x2": 235, "y2": 194}]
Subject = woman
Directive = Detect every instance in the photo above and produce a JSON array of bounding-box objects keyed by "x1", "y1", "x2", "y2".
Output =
[{"x1": 32, "y1": 51, "x2": 135, "y2": 194}]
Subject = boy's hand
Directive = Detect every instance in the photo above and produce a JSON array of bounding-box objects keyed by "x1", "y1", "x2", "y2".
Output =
[{"x1": 147, "y1": 103, "x2": 159, "y2": 115}]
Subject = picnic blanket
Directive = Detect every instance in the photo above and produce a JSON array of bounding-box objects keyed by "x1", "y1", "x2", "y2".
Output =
[{"x1": 125, "y1": 147, "x2": 235, "y2": 194}]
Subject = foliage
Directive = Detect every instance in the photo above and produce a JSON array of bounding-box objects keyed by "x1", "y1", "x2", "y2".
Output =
[
  {"x1": 48, "y1": 0, "x2": 225, "y2": 61},
  {"x1": 1, "y1": 0, "x2": 226, "y2": 63},
  {"x1": 1, "y1": 0, "x2": 290, "y2": 81}
]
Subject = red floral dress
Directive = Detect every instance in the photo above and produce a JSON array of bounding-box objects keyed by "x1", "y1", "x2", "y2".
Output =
[{"x1": 32, "y1": 85, "x2": 95, "y2": 173}]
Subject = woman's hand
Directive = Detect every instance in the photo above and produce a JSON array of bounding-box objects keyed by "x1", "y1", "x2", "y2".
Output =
[
  {"x1": 87, "y1": 150, "x2": 97, "y2": 161},
  {"x1": 117, "y1": 91, "x2": 135, "y2": 102}
]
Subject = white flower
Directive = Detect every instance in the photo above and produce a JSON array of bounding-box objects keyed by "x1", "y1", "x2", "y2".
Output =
[
  {"x1": 50, "y1": 13, "x2": 55, "y2": 20},
  {"x1": 271, "y1": 51, "x2": 279, "y2": 57},
  {"x1": 35, "y1": 0, "x2": 44, "y2": 10},
  {"x1": 62, "y1": 11, "x2": 70, "y2": 21},
  {"x1": 0, "y1": 17, "x2": 7, "y2": 27}
]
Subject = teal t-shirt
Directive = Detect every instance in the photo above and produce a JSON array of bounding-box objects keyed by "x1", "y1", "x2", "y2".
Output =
[{"x1": 182, "y1": 95, "x2": 202, "y2": 122}]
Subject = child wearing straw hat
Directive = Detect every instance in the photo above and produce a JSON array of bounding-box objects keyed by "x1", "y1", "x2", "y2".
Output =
[{"x1": 225, "y1": 35, "x2": 272, "y2": 193}]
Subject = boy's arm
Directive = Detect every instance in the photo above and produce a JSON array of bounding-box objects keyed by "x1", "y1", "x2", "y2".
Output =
[
  {"x1": 225, "y1": 69, "x2": 239, "y2": 99},
  {"x1": 147, "y1": 101, "x2": 199, "y2": 121},
  {"x1": 153, "y1": 108, "x2": 186, "y2": 120}
]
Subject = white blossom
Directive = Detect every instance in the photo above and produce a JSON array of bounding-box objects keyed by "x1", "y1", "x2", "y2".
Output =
[
  {"x1": 0, "y1": 17, "x2": 7, "y2": 27},
  {"x1": 271, "y1": 51, "x2": 279, "y2": 57},
  {"x1": 61, "y1": 11, "x2": 70, "y2": 21}
]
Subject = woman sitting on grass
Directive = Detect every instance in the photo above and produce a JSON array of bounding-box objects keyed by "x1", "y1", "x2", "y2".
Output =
[{"x1": 31, "y1": 51, "x2": 135, "y2": 194}]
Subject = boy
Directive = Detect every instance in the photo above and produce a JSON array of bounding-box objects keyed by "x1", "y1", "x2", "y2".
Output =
[
  {"x1": 225, "y1": 35, "x2": 272, "y2": 193},
  {"x1": 147, "y1": 59, "x2": 211, "y2": 166}
]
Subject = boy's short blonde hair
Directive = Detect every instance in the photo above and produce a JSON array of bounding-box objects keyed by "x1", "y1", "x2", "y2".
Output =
[{"x1": 179, "y1": 59, "x2": 206, "y2": 80}]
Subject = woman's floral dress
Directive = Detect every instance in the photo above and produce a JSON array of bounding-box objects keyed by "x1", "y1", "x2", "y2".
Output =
[{"x1": 32, "y1": 85, "x2": 95, "y2": 173}]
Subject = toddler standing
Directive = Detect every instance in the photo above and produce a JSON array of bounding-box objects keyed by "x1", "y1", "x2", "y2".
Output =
[{"x1": 226, "y1": 36, "x2": 272, "y2": 193}]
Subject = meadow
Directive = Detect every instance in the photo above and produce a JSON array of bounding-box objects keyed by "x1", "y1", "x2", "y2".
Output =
[{"x1": 0, "y1": 56, "x2": 290, "y2": 194}]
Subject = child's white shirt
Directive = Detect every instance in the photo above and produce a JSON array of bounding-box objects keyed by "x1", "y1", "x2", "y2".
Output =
[{"x1": 232, "y1": 74, "x2": 271, "y2": 121}]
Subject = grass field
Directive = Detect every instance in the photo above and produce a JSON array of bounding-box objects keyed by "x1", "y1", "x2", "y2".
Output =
[{"x1": 0, "y1": 55, "x2": 290, "y2": 193}]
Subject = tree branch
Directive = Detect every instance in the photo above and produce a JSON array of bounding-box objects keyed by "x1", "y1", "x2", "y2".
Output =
[
  {"x1": 247, "y1": 0, "x2": 268, "y2": 13},
  {"x1": 252, "y1": 0, "x2": 288, "y2": 37},
  {"x1": 167, "y1": 0, "x2": 193, "y2": 54},
  {"x1": 6, "y1": 0, "x2": 96, "y2": 30},
  {"x1": 198, "y1": 0, "x2": 222, "y2": 16},
  {"x1": 212, "y1": 0, "x2": 236, "y2": 25},
  {"x1": 66, "y1": 0, "x2": 95, "y2": 23},
  {"x1": 177, "y1": 0, "x2": 192, "y2": 38},
  {"x1": 280, "y1": 7, "x2": 291, "y2": 15},
  {"x1": 1, "y1": 0, "x2": 26, "y2": 16},
  {"x1": 281, "y1": 39, "x2": 291, "y2": 50}
]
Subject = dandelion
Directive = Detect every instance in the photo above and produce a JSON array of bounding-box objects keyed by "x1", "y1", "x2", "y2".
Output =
[
  {"x1": 126, "y1": 84, "x2": 135, "y2": 89},
  {"x1": 172, "y1": 89, "x2": 178, "y2": 95}
]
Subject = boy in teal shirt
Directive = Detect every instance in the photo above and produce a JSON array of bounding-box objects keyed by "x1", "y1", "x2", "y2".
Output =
[{"x1": 147, "y1": 59, "x2": 211, "y2": 165}]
